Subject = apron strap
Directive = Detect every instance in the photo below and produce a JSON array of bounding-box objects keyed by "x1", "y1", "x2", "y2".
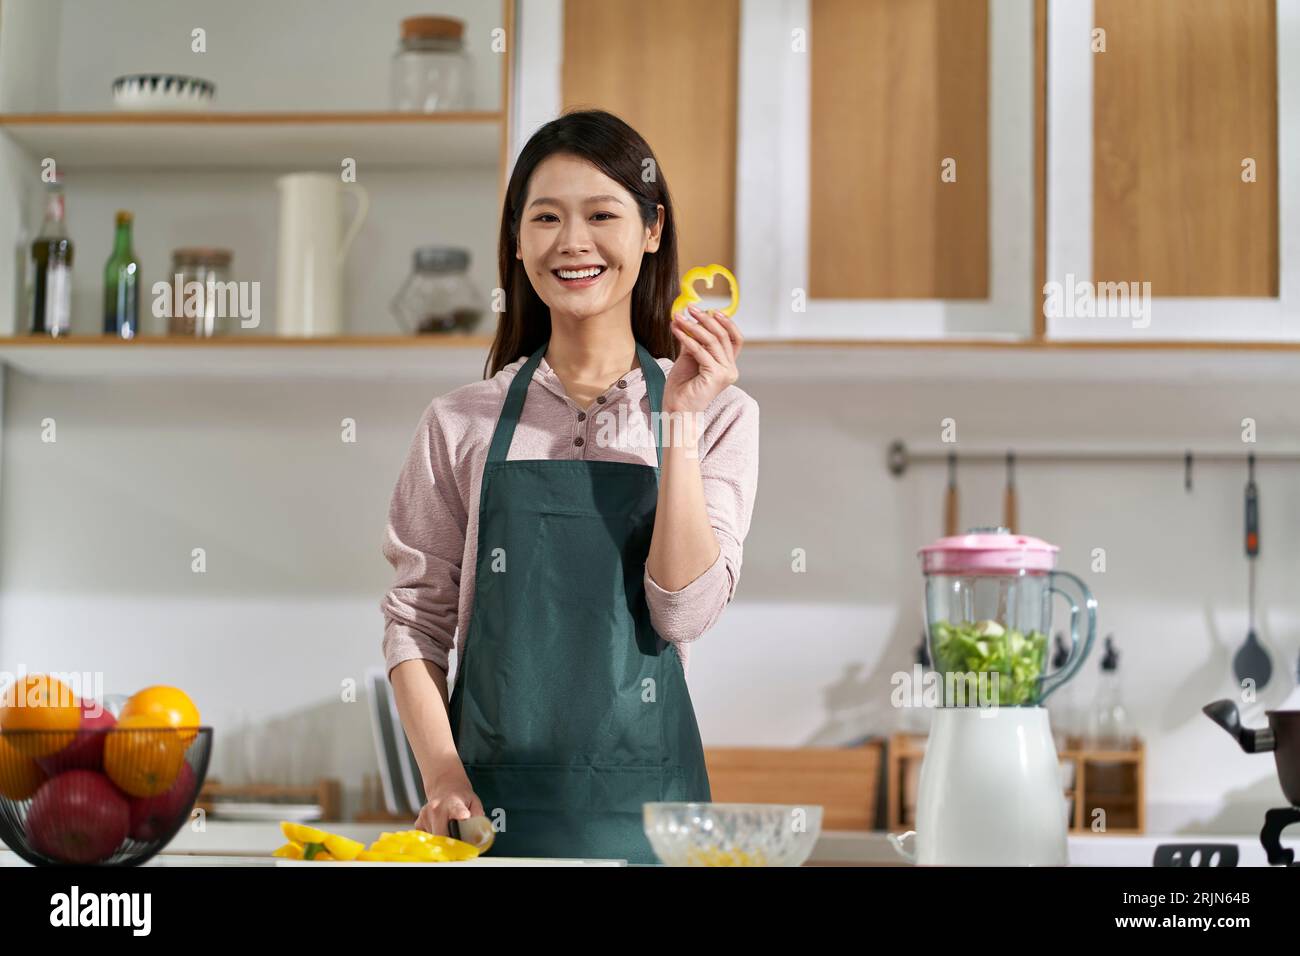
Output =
[{"x1": 486, "y1": 340, "x2": 666, "y2": 468}]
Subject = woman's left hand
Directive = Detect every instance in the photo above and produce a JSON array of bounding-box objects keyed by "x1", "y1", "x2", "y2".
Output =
[{"x1": 663, "y1": 304, "x2": 744, "y2": 414}]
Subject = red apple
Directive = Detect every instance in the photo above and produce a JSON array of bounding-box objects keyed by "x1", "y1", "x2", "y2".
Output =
[
  {"x1": 128, "y1": 760, "x2": 196, "y2": 841},
  {"x1": 26, "y1": 769, "x2": 129, "y2": 864},
  {"x1": 37, "y1": 700, "x2": 116, "y2": 775}
]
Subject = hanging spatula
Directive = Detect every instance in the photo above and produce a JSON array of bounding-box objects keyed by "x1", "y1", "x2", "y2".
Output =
[{"x1": 1234, "y1": 453, "x2": 1272, "y2": 691}]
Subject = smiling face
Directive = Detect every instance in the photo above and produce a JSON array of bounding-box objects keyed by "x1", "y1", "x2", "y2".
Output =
[{"x1": 516, "y1": 153, "x2": 663, "y2": 323}]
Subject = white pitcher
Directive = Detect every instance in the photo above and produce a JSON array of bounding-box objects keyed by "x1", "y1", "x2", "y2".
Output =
[{"x1": 275, "y1": 173, "x2": 369, "y2": 336}]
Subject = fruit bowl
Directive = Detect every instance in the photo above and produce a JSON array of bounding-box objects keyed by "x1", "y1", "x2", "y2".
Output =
[
  {"x1": 643, "y1": 802, "x2": 823, "y2": 866},
  {"x1": 0, "y1": 727, "x2": 212, "y2": 866}
]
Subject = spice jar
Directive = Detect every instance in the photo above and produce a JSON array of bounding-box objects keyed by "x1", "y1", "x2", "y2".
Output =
[
  {"x1": 390, "y1": 247, "x2": 484, "y2": 335},
  {"x1": 390, "y1": 16, "x2": 473, "y2": 112},
  {"x1": 168, "y1": 248, "x2": 232, "y2": 337}
]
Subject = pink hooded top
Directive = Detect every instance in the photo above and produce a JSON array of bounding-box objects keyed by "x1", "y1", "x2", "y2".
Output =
[{"x1": 380, "y1": 350, "x2": 760, "y2": 682}]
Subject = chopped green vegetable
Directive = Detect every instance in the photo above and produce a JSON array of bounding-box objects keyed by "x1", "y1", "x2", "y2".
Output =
[{"x1": 930, "y1": 620, "x2": 1048, "y2": 706}]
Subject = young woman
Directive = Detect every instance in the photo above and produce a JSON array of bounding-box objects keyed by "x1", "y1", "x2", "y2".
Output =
[{"x1": 380, "y1": 109, "x2": 759, "y2": 864}]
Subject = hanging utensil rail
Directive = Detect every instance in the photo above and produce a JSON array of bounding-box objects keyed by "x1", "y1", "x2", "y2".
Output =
[{"x1": 887, "y1": 441, "x2": 1300, "y2": 491}]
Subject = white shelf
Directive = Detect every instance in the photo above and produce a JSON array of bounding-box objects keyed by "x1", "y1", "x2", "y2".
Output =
[
  {"x1": 8, "y1": 336, "x2": 1300, "y2": 382},
  {"x1": 0, "y1": 113, "x2": 503, "y2": 170},
  {"x1": 0, "y1": 336, "x2": 493, "y2": 380}
]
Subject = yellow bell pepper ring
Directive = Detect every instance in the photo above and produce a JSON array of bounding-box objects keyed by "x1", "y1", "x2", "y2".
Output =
[{"x1": 671, "y1": 264, "x2": 739, "y2": 319}]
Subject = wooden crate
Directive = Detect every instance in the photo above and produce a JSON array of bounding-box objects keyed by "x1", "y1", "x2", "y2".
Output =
[
  {"x1": 703, "y1": 744, "x2": 884, "y2": 831},
  {"x1": 1060, "y1": 737, "x2": 1147, "y2": 835},
  {"x1": 885, "y1": 733, "x2": 928, "y2": 831}
]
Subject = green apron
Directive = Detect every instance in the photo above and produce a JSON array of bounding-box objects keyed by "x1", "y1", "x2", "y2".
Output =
[{"x1": 448, "y1": 339, "x2": 712, "y2": 863}]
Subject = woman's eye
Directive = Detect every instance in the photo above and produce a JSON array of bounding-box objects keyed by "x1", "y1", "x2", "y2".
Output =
[{"x1": 531, "y1": 212, "x2": 614, "y2": 223}]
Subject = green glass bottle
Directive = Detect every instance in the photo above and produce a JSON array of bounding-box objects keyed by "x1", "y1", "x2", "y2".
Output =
[{"x1": 103, "y1": 210, "x2": 140, "y2": 339}]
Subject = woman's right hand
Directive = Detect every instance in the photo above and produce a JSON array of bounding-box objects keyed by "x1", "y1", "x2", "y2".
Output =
[{"x1": 415, "y1": 760, "x2": 485, "y2": 836}]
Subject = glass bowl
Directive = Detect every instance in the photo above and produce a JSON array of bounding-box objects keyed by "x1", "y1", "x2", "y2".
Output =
[{"x1": 643, "y1": 802, "x2": 823, "y2": 866}]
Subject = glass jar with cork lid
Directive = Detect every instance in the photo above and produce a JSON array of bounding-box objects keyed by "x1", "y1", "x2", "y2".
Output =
[{"x1": 390, "y1": 16, "x2": 473, "y2": 112}]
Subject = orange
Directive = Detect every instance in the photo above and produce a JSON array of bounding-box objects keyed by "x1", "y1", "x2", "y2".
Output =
[
  {"x1": 120, "y1": 686, "x2": 200, "y2": 744},
  {"x1": 0, "y1": 733, "x2": 46, "y2": 800},
  {"x1": 0, "y1": 674, "x2": 81, "y2": 757},
  {"x1": 103, "y1": 714, "x2": 186, "y2": 797}
]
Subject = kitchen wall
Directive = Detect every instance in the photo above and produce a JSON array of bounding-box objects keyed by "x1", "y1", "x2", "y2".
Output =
[
  {"x1": 0, "y1": 0, "x2": 1293, "y2": 834},
  {"x1": 4, "y1": 360, "x2": 1299, "y2": 829}
]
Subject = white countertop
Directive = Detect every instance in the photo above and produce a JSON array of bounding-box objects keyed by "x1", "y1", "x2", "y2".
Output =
[
  {"x1": 813, "y1": 831, "x2": 1297, "y2": 866},
  {"x1": 4, "y1": 822, "x2": 1294, "y2": 866}
]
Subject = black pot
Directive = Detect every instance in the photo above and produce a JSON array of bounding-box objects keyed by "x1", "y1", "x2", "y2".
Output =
[{"x1": 1203, "y1": 700, "x2": 1300, "y2": 805}]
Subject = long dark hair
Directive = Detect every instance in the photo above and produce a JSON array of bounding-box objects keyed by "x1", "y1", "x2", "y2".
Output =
[{"x1": 484, "y1": 109, "x2": 679, "y2": 378}]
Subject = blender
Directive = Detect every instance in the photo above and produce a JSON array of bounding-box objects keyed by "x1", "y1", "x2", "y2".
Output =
[{"x1": 890, "y1": 527, "x2": 1096, "y2": 866}]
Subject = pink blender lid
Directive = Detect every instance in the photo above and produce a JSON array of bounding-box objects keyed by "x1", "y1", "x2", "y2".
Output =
[{"x1": 919, "y1": 526, "x2": 1058, "y2": 574}]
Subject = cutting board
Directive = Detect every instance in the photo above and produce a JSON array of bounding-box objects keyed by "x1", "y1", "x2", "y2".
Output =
[{"x1": 272, "y1": 856, "x2": 625, "y2": 867}]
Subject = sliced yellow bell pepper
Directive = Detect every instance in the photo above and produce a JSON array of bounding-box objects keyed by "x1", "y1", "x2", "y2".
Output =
[
  {"x1": 272, "y1": 842, "x2": 305, "y2": 860},
  {"x1": 671, "y1": 264, "x2": 739, "y2": 319},
  {"x1": 281, "y1": 821, "x2": 330, "y2": 845},
  {"x1": 301, "y1": 841, "x2": 332, "y2": 861},
  {"x1": 277, "y1": 821, "x2": 483, "y2": 863},
  {"x1": 322, "y1": 833, "x2": 366, "y2": 861},
  {"x1": 685, "y1": 846, "x2": 769, "y2": 867}
]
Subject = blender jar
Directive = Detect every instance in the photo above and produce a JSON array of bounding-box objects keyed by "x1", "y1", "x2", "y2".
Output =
[{"x1": 919, "y1": 527, "x2": 1095, "y2": 707}]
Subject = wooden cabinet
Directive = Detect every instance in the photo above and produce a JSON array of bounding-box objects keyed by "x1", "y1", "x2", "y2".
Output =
[
  {"x1": 561, "y1": 0, "x2": 739, "y2": 274},
  {"x1": 1093, "y1": 0, "x2": 1278, "y2": 299},
  {"x1": 5, "y1": 1, "x2": 1291, "y2": 350},
  {"x1": 528, "y1": 0, "x2": 1293, "y2": 343},
  {"x1": 517, "y1": 0, "x2": 1035, "y2": 339},
  {"x1": 1047, "y1": 0, "x2": 1294, "y2": 340},
  {"x1": 810, "y1": 0, "x2": 989, "y2": 300}
]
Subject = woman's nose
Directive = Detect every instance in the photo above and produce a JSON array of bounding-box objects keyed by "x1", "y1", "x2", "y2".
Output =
[{"x1": 557, "y1": 221, "x2": 593, "y2": 254}]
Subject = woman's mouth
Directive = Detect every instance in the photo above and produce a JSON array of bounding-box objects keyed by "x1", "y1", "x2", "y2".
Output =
[{"x1": 552, "y1": 265, "x2": 607, "y2": 288}]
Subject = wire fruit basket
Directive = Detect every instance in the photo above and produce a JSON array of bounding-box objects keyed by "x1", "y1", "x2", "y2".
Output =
[{"x1": 0, "y1": 727, "x2": 212, "y2": 866}]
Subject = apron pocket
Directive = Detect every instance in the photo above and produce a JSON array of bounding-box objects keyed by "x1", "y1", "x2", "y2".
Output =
[{"x1": 462, "y1": 762, "x2": 688, "y2": 864}]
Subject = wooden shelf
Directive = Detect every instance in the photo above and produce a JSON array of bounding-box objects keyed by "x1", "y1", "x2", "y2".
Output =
[
  {"x1": 9, "y1": 335, "x2": 1300, "y2": 382},
  {"x1": 0, "y1": 335, "x2": 494, "y2": 379},
  {"x1": 0, "y1": 112, "x2": 503, "y2": 170}
]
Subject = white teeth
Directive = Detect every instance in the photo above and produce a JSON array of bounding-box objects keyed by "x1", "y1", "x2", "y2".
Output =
[{"x1": 557, "y1": 267, "x2": 604, "y2": 279}]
